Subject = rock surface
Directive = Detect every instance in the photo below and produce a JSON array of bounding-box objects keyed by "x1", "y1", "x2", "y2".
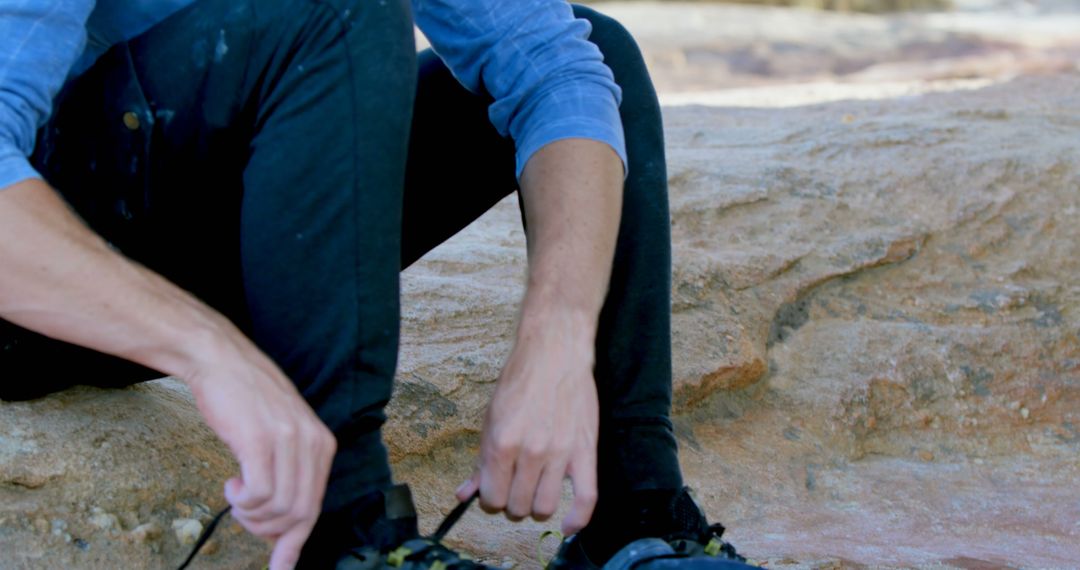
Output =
[
  {"x1": 0, "y1": 380, "x2": 266, "y2": 569},
  {"x1": 3, "y1": 5, "x2": 1079, "y2": 570},
  {"x1": 392, "y1": 73, "x2": 1080, "y2": 569}
]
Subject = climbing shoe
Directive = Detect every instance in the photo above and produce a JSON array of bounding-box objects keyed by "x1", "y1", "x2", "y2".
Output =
[
  {"x1": 178, "y1": 485, "x2": 500, "y2": 570},
  {"x1": 545, "y1": 487, "x2": 760, "y2": 570}
]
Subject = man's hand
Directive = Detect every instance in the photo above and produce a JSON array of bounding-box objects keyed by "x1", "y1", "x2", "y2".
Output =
[
  {"x1": 456, "y1": 309, "x2": 599, "y2": 535},
  {"x1": 0, "y1": 180, "x2": 334, "y2": 569},
  {"x1": 182, "y1": 330, "x2": 336, "y2": 570},
  {"x1": 455, "y1": 138, "x2": 624, "y2": 534}
]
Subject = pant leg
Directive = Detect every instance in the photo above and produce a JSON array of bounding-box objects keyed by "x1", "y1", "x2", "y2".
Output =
[
  {"x1": 127, "y1": 0, "x2": 418, "y2": 511},
  {"x1": 4, "y1": 0, "x2": 418, "y2": 512},
  {"x1": 402, "y1": 5, "x2": 681, "y2": 495}
]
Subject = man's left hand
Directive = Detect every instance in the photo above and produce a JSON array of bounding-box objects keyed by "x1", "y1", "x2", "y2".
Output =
[{"x1": 456, "y1": 308, "x2": 599, "y2": 536}]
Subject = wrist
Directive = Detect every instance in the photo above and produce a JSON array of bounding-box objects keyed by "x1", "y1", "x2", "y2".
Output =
[{"x1": 517, "y1": 295, "x2": 599, "y2": 347}]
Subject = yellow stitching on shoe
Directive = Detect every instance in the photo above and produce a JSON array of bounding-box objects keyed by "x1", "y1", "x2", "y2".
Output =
[
  {"x1": 536, "y1": 530, "x2": 564, "y2": 567},
  {"x1": 388, "y1": 546, "x2": 413, "y2": 567},
  {"x1": 704, "y1": 538, "x2": 722, "y2": 557}
]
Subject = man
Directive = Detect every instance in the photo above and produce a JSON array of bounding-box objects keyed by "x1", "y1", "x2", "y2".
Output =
[{"x1": 0, "y1": 1, "x2": 754, "y2": 569}]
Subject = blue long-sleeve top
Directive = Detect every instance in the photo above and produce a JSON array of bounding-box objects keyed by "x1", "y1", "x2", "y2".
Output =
[{"x1": 0, "y1": 0, "x2": 626, "y2": 190}]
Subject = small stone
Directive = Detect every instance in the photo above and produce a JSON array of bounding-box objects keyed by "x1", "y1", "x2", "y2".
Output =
[
  {"x1": 89, "y1": 511, "x2": 120, "y2": 533},
  {"x1": 193, "y1": 503, "x2": 212, "y2": 521},
  {"x1": 918, "y1": 450, "x2": 934, "y2": 462},
  {"x1": 50, "y1": 519, "x2": 68, "y2": 536},
  {"x1": 1021, "y1": 407, "x2": 1030, "y2": 419},
  {"x1": 33, "y1": 518, "x2": 49, "y2": 534},
  {"x1": 841, "y1": 114, "x2": 856, "y2": 124},
  {"x1": 128, "y1": 522, "x2": 163, "y2": 544},
  {"x1": 198, "y1": 538, "x2": 220, "y2": 556},
  {"x1": 172, "y1": 519, "x2": 203, "y2": 546}
]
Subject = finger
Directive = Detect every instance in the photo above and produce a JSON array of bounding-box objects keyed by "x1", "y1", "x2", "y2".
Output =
[
  {"x1": 562, "y1": 450, "x2": 598, "y2": 536},
  {"x1": 298, "y1": 423, "x2": 333, "y2": 524},
  {"x1": 268, "y1": 518, "x2": 316, "y2": 570},
  {"x1": 230, "y1": 511, "x2": 295, "y2": 539},
  {"x1": 227, "y1": 444, "x2": 275, "y2": 512},
  {"x1": 270, "y1": 422, "x2": 300, "y2": 519},
  {"x1": 478, "y1": 448, "x2": 514, "y2": 514},
  {"x1": 506, "y1": 447, "x2": 545, "y2": 520},
  {"x1": 532, "y1": 460, "x2": 567, "y2": 522},
  {"x1": 456, "y1": 472, "x2": 480, "y2": 503},
  {"x1": 235, "y1": 423, "x2": 300, "y2": 524}
]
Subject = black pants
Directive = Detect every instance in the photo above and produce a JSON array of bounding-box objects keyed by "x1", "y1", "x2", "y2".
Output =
[{"x1": 0, "y1": 0, "x2": 681, "y2": 514}]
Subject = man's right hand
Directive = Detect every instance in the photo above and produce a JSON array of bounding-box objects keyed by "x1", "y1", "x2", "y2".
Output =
[
  {"x1": 182, "y1": 329, "x2": 336, "y2": 570},
  {"x1": 0, "y1": 179, "x2": 335, "y2": 570}
]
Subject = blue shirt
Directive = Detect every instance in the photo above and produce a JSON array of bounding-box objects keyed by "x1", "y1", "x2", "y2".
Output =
[{"x1": 0, "y1": 0, "x2": 625, "y2": 190}]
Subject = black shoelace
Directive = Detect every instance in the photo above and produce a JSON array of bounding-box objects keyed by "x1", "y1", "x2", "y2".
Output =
[{"x1": 177, "y1": 491, "x2": 480, "y2": 570}]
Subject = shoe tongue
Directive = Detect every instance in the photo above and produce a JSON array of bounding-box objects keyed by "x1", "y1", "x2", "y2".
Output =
[{"x1": 348, "y1": 485, "x2": 420, "y2": 550}]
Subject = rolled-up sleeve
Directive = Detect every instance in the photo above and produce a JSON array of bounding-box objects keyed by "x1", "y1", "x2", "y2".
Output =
[
  {"x1": 0, "y1": 1, "x2": 94, "y2": 190},
  {"x1": 413, "y1": 0, "x2": 626, "y2": 178}
]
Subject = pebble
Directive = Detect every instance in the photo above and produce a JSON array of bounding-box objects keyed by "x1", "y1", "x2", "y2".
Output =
[
  {"x1": 33, "y1": 518, "x2": 49, "y2": 534},
  {"x1": 172, "y1": 519, "x2": 204, "y2": 546},
  {"x1": 1021, "y1": 407, "x2": 1030, "y2": 419},
  {"x1": 50, "y1": 519, "x2": 68, "y2": 536},
  {"x1": 198, "y1": 538, "x2": 220, "y2": 556},
  {"x1": 918, "y1": 450, "x2": 935, "y2": 462},
  {"x1": 88, "y1": 509, "x2": 121, "y2": 533},
  {"x1": 128, "y1": 522, "x2": 163, "y2": 544}
]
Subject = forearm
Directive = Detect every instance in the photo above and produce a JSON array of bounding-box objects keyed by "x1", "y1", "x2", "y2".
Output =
[
  {"x1": 517, "y1": 138, "x2": 624, "y2": 336},
  {"x1": 0, "y1": 179, "x2": 237, "y2": 382}
]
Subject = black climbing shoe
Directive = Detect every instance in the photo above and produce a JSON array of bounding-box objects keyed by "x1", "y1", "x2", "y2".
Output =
[
  {"x1": 302, "y1": 485, "x2": 500, "y2": 570},
  {"x1": 178, "y1": 485, "x2": 500, "y2": 570},
  {"x1": 545, "y1": 487, "x2": 759, "y2": 570}
]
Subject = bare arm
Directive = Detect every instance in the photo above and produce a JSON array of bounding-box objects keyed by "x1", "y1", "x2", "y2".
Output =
[
  {"x1": 457, "y1": 138, "x2": 623, "y2": 534},
  {"x1": 0, "y1": 179, "x2": 335, "y2": 570}
]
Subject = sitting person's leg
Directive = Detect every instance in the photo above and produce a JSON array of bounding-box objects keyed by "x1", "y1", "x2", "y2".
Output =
[
  {"x1": 402, "y1": 5, "x2": 738, "y2": 567},
  {"x1": 405, "y1": 5, "x2": 753, "y2": 568},
  {"x1": 3, "y1": 0, "x2": 416, "y2": 524}
]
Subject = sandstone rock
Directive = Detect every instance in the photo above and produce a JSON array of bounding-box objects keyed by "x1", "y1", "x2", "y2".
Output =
[
  {"x1": 393, "y1": 73, "x2": 1080, "y2": 567},
  {"x1": 0, "y1": 380, "x2": 265, "y2": 569},
  {"x1": 1, "y1": 10, "x2": 1078, "y2": 570}
]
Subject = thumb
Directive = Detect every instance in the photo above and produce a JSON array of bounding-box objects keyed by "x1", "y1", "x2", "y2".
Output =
[{"x1": 455, "y1": 471, "x2": 480, "y2": 503}]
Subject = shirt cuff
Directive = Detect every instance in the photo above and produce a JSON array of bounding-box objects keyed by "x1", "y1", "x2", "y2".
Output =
[
  {"x1": 513, "y1": 97, "x2": 627, "y2": 180},
  {"x1": 0, "y1": 152, "x2": 42, "y2": 191}
]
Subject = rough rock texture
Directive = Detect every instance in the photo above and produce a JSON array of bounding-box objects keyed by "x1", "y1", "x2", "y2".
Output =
[
  {"x1": 392, "y1": 73, "x2": 1080, "y2": 569},
  {"x1": 3, "y1": 12, "x2": 1080, "y2": 570},
  {"x1": 2, "y1": 73, "x2": 1077, "y2": 570},
  {"x1": 0, "y1": 380, "x2": 266, "y2": 569}
]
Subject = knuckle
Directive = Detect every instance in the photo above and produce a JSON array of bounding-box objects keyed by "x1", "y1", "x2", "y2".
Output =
[
  {"x1": 248, "y1": 485, "x2": 273, "y2": 503},
  {"x1": 533, "y1": 505, "x2": 556, "y2": 519},
  {"x1": 271, "y1": 497, "x2": 292, "y2": 517},
  {"x1": 322, "y1": 431, "x2": 338, "y2": 454},
  {"x1": 276, "y1": 423, "x2": 298, "y2": 439},
  {"x1": 505, "y1": 503, "x2": 528, "y2": 519},
  {"x1": 550, "y1": 442, "x2": 573, "y2": 458},
  {"x1": 490, "y1": 435, "x2": 520, "y2": 457},
  {"x1": 577, "y1": 489, "x2": 598, "y2": 506},
  {"x1": 480, "y1": 494, "x2": 507, "y2": 512},
  {"x1": 522, "y1": 442, "x2": 548, "y2": 461}
]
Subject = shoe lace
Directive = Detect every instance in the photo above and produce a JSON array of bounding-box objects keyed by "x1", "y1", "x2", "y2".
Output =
[
  {"x1": 689, "y1": 523, "x2": 746, "y2": 563},
  {"x1": 177, "y1": 491, "x2": 482, "y2": 570}
]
